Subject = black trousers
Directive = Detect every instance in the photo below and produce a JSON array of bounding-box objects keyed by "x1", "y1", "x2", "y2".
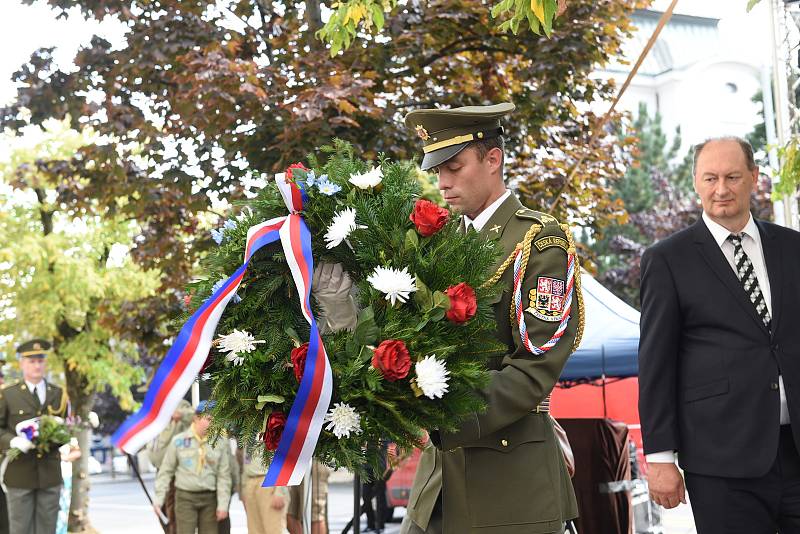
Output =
[{"x1": 685, "y1": 425, "x2": 800, "y2": 534}]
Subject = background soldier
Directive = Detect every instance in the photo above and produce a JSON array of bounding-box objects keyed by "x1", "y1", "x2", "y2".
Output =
[
  {"x1": 154, "y1": 400, "x2": 232, "y2": 534},
  {"x1": 240, "y1": 445, "x2": 289, "y2": 534},
  {"x1": 148, "y1": 399, "x2": 195, "y2": 534},
  {"x1": 0, "y1": 339, "x2": 68, "y2": 534},
  {"x1": 399, "y1": 103, "x2": 582, "y2": 534}
]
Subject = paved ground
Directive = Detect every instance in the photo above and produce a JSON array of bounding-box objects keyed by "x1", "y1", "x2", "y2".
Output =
[
  {"x1": 86, "y1": 472, "x2": 695, "y2": 533},
  {"x1": 88, "y1": 473, "x2": 403, "y2": 534}
]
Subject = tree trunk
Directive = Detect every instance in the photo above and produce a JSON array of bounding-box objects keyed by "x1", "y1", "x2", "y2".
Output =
[
  {"x1": 65, "y1": 367, "x2": 96, "y2": 534},
  {"x1": 306, "y1": 0, "x2": 322, "y2": 32}
]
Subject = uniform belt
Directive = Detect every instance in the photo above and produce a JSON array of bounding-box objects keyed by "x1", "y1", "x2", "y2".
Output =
[{"x1": 176, "y1": 488, "x2": 216, "y2": 495}]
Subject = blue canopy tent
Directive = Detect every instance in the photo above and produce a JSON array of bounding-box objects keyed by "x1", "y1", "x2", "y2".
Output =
[{"x1": 559, "y1": 273, "x2": 640, "y2": 381}]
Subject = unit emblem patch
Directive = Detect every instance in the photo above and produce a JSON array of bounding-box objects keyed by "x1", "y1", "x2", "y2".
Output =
[{"x1": 525, "y1": 276, "x2": 566, "y2": 322}]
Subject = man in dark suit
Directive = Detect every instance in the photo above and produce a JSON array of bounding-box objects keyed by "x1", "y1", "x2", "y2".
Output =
[
  {"x1": 0, "y1": 340, "x2": 68, "y2": 534},
  {"x1": 638, "y1": 136, "x2": 800, "y2": 533}
]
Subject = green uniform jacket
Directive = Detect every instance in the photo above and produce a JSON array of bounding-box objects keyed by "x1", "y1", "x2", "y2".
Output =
[
  {"x1": 405, "y1": 194, "x2": 580, "y2": 534},
  {"x1": 154, "y1": 427, "x2": 233, "y2": 512},
  {"x1": 0, "y1": 380, "x2": 67, "y2": 489}
]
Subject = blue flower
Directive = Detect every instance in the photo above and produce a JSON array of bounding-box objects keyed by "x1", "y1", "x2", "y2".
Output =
[
  {"x1": 211, "y1": 278, "x2": 243, "y2": 304},
  {"x1": 317, "y1": 180, "x2": 341, "y2": 196},
  {"x1": 210, "y1": 229, "x2": 224, "y2": 245},
  {"x1": 211, "y1": 279, "x2": 226, "y2": 294},
  {"x1": 305, "y1": 171, "x2": 317, "y2": 187},
  {"x1": 223, "y1": 219, "x2": 237, "y2": 232}
]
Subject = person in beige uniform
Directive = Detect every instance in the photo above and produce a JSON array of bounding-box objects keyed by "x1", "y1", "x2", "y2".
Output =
[
  {"x1": 241, "y1": 446, "x2": 289, "y2": 534},
  {"x1": 154, "y1": 401, "x2": 232, "y2": 534},
  {"x1": 149, "y1": 399, "x2": 194, "y2": 534}
]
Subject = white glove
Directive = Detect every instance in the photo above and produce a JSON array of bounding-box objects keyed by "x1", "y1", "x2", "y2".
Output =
[
  {"x1": 10, "y1": 436, "x2": 34, "y2": 453},
  {"x1": 312, "y1": 263, "x2": 358, "y2": 333}
]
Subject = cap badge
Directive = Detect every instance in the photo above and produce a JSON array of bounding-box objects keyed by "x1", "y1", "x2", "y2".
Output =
[
  {"x1": 415, "y1": 125, "x2": 430, "y2": 141},
  {"x1": 33, "y1": 343, "x2": 41, "y2": 351}
]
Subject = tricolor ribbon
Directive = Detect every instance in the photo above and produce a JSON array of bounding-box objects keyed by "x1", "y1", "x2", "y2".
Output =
[
  {"x1": 112, "y1": 172, "x2": 332, "y2": 486},
  {"x1": 513, "y1": 249, "x2": 575, "y2": 355}
]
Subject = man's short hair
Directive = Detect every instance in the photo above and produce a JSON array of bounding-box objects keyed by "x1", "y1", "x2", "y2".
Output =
[
  {"x1": 468, "y1": 135, "x2": 505, "y2": 178},
  {"x1": 692, "y1": 136, "x2": 757, "y2": 175},
  {"x1": 469, "y1": 135, "x2": 505, "y2": 161}
]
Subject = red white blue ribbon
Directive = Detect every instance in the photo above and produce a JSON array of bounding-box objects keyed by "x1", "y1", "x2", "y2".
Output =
[
  {"x1": 113, "y1": 173, "x2": 332, "y2": 486},
  {"x1": 513, "y1": 249, "x2": 575, "y2": 355}
]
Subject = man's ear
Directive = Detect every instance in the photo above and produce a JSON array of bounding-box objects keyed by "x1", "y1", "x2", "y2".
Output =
[{"x1": 487, "y1": 146, "x2": 503, "y2": 174}]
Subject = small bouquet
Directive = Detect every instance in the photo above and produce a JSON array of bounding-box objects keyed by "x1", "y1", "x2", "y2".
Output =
[{"x1": 7, "y1": 415, "x2": 72, "y2": 463}]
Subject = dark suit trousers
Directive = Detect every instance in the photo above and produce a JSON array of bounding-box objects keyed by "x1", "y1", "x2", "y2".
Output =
[{"x1": 685, "y1": 426, "x2": 800, "y2": 534}]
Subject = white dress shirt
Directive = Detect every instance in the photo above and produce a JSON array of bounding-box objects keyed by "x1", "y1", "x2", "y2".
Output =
[
  {"x1": 25, "y1": 380, "x2": 46, "y2": 405},
  {"x1": 463, "y1": 190, "x2": 511, "y2": 232},
  {"x1": 647, "y1": 212, "x2": 787, "y2": 464}
]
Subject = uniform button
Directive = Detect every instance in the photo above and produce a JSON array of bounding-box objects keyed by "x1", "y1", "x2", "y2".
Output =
[
  {"x1": 501, "y1": 439, "x2": 508, "y2": 447},
  {"x1": 771, "y1": 382, "x2": 780, "y2": 390}
]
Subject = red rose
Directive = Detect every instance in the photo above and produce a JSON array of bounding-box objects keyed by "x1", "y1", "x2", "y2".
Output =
[
  {"x1": 445, "y1": 282, "x2": 477, "y2": 324},
  {"x1": 371, "y1": 340, "x2": 412, "y2": 382},
  {"x1": 409, "y1": 199, "x2": 449, "y2": 237},
  {"x1": 263, "y1": 411, "x2": 287, "y2": 451},
  {"x1": 285, "y1": 162, "x2": 309, "y2": 181},
  {"x1": 291, "y1": 343, "x2": 309, "y2": 382}
]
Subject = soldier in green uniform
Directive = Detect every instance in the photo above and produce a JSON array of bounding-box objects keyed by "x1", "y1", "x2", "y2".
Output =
[
  {"x1": 0, "y1": 339, "x2": 69, "y2": 534},
  {"x1": 154, "y1": 400, "x2": 232, "y2": 534},
  {"x1": 400, "y1": 103, "x2": 583, "y2": 534}
]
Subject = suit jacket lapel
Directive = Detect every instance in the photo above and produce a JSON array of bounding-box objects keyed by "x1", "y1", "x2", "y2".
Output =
[
  {"x1": 758, "y1": 220, "x2": 782, "y2": 334},
  {"x1": 693, "y1": 220, "x2": 770, "y2": 336},
  {"x1": 17, "y1": 382, "x2": 40, "y2": 413}
]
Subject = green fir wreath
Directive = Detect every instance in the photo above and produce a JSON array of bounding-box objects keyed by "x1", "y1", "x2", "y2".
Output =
[{"x1": 188, "y1": 140, "x2": 505, "y2": 476}]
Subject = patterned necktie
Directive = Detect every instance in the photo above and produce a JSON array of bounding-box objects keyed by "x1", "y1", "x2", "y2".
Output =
[{"x1": 727, "y1": 233, "x2": 771, "y2": 330}]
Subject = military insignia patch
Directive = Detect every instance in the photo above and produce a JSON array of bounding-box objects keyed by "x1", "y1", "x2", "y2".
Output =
[
  {"x1": 525, "y1": 276, "x2": 566, "y2": 322},
  {"x1": 415, "y1": 125, "x2": 430, "y2": 141},
  {"x1": 533, "y1": 235, "x2": 568, "y2": 253}
]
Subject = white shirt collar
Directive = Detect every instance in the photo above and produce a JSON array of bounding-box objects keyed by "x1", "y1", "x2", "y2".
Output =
[
  {"x1": 701, "y1": 211, "x2": 760, "y2": 248},
  {"x1": 25, "y1": 380, "x2": 44, "y2": 392},
  {"x1": 463, "y1": 190, "x2": 511, "y2": 232}
]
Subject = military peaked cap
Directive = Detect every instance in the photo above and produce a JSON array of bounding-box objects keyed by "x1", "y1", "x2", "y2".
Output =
[
  {"x1": 16, "y1": 339, "x2": 51, "y2": 359},
  {"x1": 404, "y1": 102, "x2": 515, "y2": 171}
]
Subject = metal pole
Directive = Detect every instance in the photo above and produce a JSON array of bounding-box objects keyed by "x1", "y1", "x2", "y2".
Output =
[
  {"x1": 353, "y1": 473, "x2": 361, "y2": 534},
  {"x1": 769, "y1": 0, "x2": 798, "y2": 228},
  {"x1": 191, "y1": 381, "x2": 200, "y2": 408},
  {"x1": 762, "y1": 64, "x2": 786, "y2": 225}
]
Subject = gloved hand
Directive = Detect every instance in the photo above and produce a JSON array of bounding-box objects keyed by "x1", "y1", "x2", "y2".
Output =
[
  {"x1": 10, "y1": 436, "x2": 34, "y2": 454},
  {"x1": 312, "y1": 263, "x2": 358, "y2": 333}
]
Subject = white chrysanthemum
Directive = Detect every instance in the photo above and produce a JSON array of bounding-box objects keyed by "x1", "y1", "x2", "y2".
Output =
[
  {"x1": 217, "y1": 329, "x2": 265, "y2": 365},
  {"x1": 415, "y1": 355, "x2": 450, "y2": 399},
  {"x1": 323, "y1": 402, "x2": 362, "y2": 439},
  {"x1": 348, "y1": 166, "x2": 383, "y2": 189},
  {"x1": 324, "y1": 208, "x2": 367, "y2": 249},
  {"x1": 367, "y1": 266, "x2": 417, "y2": 306}
]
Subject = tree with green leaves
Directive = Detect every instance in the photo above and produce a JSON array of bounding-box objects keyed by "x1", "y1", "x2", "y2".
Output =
[
  {"x1": 592, "y1": 103, "x2": 694, "y2": 306},
  {"x1": 0, "y1": 120, "x2": 161, "y2": 533},
  {"x1": 0, "y1": 0, "x2": 645, "y2": 358}
]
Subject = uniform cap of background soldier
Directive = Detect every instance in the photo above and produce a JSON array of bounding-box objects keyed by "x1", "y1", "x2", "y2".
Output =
[
  {"x1": 403, "y1": 102, "x2": 515, "y2": 171},
  {"x1": 15, "y1": 339, "x2": 51, "y2": 360},
  {"x1": 195, "y1": 399, "x2": 217, "y2": 415}
]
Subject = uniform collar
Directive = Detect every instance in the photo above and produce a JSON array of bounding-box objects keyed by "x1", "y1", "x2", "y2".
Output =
[
  {"x1": 701, "y1": 211, "x2": 759, "y2": 248},
  {"x1": 463, "y1": 190, "x2": 511, "y2": 232}
]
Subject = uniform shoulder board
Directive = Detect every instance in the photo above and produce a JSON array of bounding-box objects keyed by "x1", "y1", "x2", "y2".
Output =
[{"x1": 514, "y1": 208, "x2": 560, "y2": 227}]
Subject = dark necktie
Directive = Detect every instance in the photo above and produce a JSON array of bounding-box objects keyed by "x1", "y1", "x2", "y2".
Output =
[{"x1": 727, "y1": 233, "x2": 771, "y2": 329}]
